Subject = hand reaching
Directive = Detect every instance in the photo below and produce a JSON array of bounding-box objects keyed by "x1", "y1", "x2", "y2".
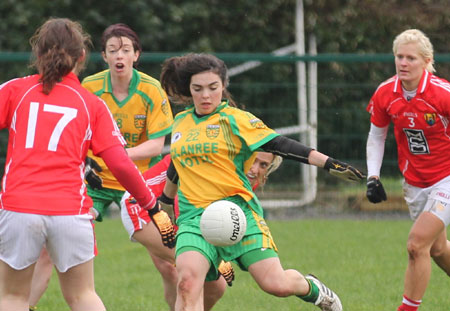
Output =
[{"x1": 324, "y1": 157, "x2": 366, "y2": 182}]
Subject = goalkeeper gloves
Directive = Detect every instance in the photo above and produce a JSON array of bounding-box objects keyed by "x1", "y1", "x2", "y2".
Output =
[
  {"x1": 218, "y1": 260, "x2": 235, "y2": 287},
  {"x1": 324, "y1": 157, "x2": 366, "y2": 182},
  {"x1": 158, "y1": 192, "x2": 175, "y2": 223},
  {"x1": 366, "y1": 177, "x2": 387, "y2": 203},
  {"x1": 85, "y1": 157, "x2": 103, "y2": 190},
  {"x1": 147, "y1": 203, "x2": 176, "y2": 249}
]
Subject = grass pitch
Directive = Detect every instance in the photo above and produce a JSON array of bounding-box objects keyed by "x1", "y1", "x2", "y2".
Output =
[{"x1": 38, "y1": 217, "x2": 449, "y2": 310}]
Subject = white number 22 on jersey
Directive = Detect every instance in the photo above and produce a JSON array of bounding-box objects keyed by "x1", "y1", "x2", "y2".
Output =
[{"x1": 25, "y1": 102, "x2": 78, "y2": 151}]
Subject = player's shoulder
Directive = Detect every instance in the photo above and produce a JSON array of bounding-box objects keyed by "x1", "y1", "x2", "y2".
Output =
[
  {"x1": 428, "y1": 74, "x2": 450, "y2": 95},
  {"x1": 373, "y1": 76, "x2": 396, "y2": 96},
  {"x1": 1, "y1": 75, "x2": 39, "y2": 89},
  {"x1": 81, "y1": 70, "x2": 108, "y2": 89},
  {"x1": 136, "y1": 70, "x2": 164, "y2": 90},
  {"x1": 174, "y1": 106, "x2": 194, "y2": 119},
  {"x1": 223, "y1": 105, "x2": 259, "y2": 121}
]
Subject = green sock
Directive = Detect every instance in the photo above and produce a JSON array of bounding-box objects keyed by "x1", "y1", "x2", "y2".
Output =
[{"x1": 298, "y1": 278, "x2": 319, "y2": 303}]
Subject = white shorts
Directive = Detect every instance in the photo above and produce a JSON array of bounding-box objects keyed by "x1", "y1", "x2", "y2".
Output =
[
  {"x1": 0, "y1": 210, "x2": 96, "y2": 272},
  {"x1": 120, "y1": 192, "x2": 151, "y2": 242},
  {"x1": 403, "y1": 175, "x2": 450, "y2": 226}
]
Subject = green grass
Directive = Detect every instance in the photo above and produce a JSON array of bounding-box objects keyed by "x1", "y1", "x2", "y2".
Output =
[{"x1": 38, "y1": 217, "x2": 450, "y2": 310}]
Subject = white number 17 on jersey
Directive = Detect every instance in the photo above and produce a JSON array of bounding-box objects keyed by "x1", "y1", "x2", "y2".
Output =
[{"x1": 25, "y1": 102, "x2": 78, "y2": 151}]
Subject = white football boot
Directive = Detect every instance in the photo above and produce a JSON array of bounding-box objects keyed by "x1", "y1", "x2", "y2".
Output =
[{"x1": 305, "y1": 274, "x2": 343, "y2": 311}]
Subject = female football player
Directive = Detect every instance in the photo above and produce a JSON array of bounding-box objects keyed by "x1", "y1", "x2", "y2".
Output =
[
  {"x1": 81, "y1": 23, "x2": 178, "y2": 309},
  {"x1": 82, "y1": 23, "x2": 173, "y2": 222},
  {"x1": 365, "y1": 29, "x2": 450, "y2": 311},
  {"x1": 159, "y1": 52, "x2": 365, "y2": 311},
  {"x1": 0, "y1": 18, "x2": 170, "y2": 311}
]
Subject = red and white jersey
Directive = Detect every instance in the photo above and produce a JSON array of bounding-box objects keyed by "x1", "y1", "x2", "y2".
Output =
[
  {"x1": 0, "y1": 73, "x2": 126, "y2": 215},
  {"x1": 367, "y1": 70, "x2": 450, "y2": 188},
  {"x1": 121, "y1": 154, "x2": 179, "y2": 234},
  {"x1": 141, "y1": 154, "x2": 171, "y2": 193}
]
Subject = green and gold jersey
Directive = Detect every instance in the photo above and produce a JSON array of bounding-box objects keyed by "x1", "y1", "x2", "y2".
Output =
[
  {"x1": 171, "y1": 101, "x2": 279, "y2": 222},
  {"x1": 82, "y1": 69, "x2": 173, "y2": 190}
]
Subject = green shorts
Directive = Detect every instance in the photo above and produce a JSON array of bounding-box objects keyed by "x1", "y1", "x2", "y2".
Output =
[
  {"x1": 87, "y1": 185, "x2": 125, "y2": 222},
  {"x1": 176, "y1": 196, "x2": 278, "y2": 281}
]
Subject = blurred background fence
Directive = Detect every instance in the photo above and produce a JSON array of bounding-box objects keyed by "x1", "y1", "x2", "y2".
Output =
[{"x1": 2, "y1": 52, "x2": 450, "y2": 216}]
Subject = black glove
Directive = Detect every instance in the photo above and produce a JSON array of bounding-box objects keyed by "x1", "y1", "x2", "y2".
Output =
[
  {"x1": 366, "y1": 177, "x2": 387, "y2": 203},
  {"x1": 158, "y1": 192, "x2": 175, "y2": 223},
  {"x1": 218, "y1": 260, "x2": 235, "y2": 287},
  {"x1": 324, "y1": 157, "x2": 366, "y2": 182},
  {"x1": 85, "y1": 157, "x2": 103, "y2": 190},
  {"x1": 148, "y1": 203, "x2": 176, "y2": 249}
]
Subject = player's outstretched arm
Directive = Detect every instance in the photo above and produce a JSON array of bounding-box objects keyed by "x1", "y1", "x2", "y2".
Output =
[
  {"x1": 323, "y1": 156, "x2": 366, "y2": 182},
  {"x1": 262, "y1": 136, "x2": 366, "y2": 182}
]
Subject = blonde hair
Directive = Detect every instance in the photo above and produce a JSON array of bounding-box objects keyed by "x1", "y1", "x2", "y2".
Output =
[
  {"x1": 266, "y1": 155, "x2": 283, "y2": 178},
  {"x1": 393, "y1": 29, "x2": 435, "y2": 73}
]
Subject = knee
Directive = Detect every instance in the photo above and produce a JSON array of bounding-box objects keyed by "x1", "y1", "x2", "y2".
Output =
[
  {"x1": 406, "y1": 235, "x2": 428, "y2": 260},
  {"x1": 177, "y1": 270, "x2": 198, "y2": 295}
]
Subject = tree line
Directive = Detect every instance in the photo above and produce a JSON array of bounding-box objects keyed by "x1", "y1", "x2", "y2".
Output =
[{"x1": 1, "y1": 0, "x2": 450, "y2": 179}]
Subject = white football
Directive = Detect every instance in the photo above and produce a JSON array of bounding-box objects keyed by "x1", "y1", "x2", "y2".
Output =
[{"x1": 200, "y1": 200, "x2": 247, "y2": 247}]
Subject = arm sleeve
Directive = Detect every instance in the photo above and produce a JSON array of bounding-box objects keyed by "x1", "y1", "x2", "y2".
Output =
[
  {"x1": 366, "y1": 123, "x2": 388, "y2": 178},
  {"x1": 261, "y1": 136, "x2": 313, "y2": 164},
  {"x1": 99, "y1": 145, "x2": 156, "y2": 209},
  {"x1": 166, "y1": 161, "x2": 179, "y2": 184}
]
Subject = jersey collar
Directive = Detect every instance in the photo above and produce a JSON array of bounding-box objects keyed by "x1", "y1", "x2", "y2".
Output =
[
  {"x1": 105, "y1": 69, "x2": 140, "y2": 107},
  {"x1": 63, "y1": 72, "x2": 80, "y2": 83},
  {"x1": 393, "y1": 70, "x2": 430, "y2": 95},
  {"x1": 188, "y1": 100, "x2": 229, "y2": 122},
  {"x1": 105, "y1": 68, "x2": 140, "y2": 93}
]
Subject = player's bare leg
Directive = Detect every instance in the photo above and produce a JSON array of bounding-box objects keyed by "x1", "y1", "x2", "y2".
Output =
[
  {"x1": 204, "y1": 278, "x2": 227, "y2": 311},
  {"x1": 57, "y1": 259, "x2": 105, "y2": 311},
  {"x1": 134, "y1": 222, "x2": 226, "y2": 310},
  {"x1": 175, "y1": 251, "x2": 210, "y2": 311},
  {"x1": 430, "y1": 230, "x2": 450, "y2": 275},
  {"x1": 0, "y1": 260, "x2": 35, "y2": 311},
  {"x1": 249, "y1": 257, "x2": 342, "y2": 311},
  {"x1": 133, "y1": 222, "x2": 175, "y2": 264},
  {"x1": 248, "y1": 257, "x2": 309, "y2": 297},
  {"x1": 29, "y1": 247, "x2": 53, "y2": 309},
  {"x1": 149, "y1": 253, "x2": 178, "y2": 310},
  {"x1": 404, "y1": 211, "x2": 446, "y2": 300}
]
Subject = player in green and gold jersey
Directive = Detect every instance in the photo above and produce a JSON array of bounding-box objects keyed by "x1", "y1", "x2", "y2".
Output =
[
  {"x1": 81, "y1": 24, "x2": 176, "y2": 310},
  {"x1": 81, "y1": 24, "x2": 173, "y2": 221},
  {"x1": 160, "y1": 53, "x2": 365, "y2": 311}
]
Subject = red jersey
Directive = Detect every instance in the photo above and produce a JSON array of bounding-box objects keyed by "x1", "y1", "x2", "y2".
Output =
[
  {"x1": 367, "y1": 70, "x2": 450, "y2": 188},
  {"x1": 0, "y1": 73, "x2": 126, "y2": 215},
  {"x1": 142, "y1": 154, "x2": 171, "y2": 195}
]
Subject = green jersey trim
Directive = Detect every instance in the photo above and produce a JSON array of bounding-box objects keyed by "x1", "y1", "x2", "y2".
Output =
[
  {"x1": 148, "y1": 126, "x2": 172, "y2": 139},
  {"x1": 81, "y1": 70, "x2": 108, "y2": 97},
  {"x1": 248, "y1": 132, "x2": 279, "y2": 151},
  {"x1": 105, "y1": 69, "x2": 141, "y2": 108}
]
